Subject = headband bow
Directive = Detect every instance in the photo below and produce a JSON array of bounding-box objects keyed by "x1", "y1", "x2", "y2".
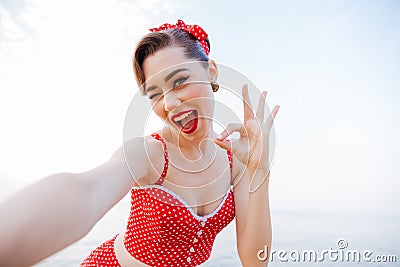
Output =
[{"x1": 149, "y1": 19, "x2": 210, "y2": 56}]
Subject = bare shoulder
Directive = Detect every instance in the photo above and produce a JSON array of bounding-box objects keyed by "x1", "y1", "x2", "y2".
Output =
[{"x1": 121, "y1": 135, "x2": 166, "y2": 186}]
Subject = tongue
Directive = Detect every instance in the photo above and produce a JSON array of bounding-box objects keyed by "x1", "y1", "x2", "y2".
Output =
[
  {"x1": 181, "y1": 113, "x2": 195, "y2": 129},
  {"x1": 182, "y1": 119, "x2": 195, "y2": 129}
]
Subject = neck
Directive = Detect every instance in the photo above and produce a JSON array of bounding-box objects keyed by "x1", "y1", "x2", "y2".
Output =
[{"x1": 163, "y1": 125, "x2": 216, "y2": 160}]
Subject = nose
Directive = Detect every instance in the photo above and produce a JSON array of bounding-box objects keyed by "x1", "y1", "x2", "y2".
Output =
[{"x1": 163, "y1": 90, "x2": 181, "y2": 112}]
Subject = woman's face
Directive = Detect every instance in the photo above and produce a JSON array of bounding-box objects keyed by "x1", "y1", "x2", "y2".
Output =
[{"x1": 142, "y1": 46, "x2": 217, "y2": 139}]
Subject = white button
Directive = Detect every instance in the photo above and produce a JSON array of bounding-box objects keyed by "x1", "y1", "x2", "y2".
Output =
[
  {"x1": 190, "y1": 247, "x2": 195, "y2": 252},
  {"x1": 200, "y1": 221, "x2": 206, "y2": 227},
  {"x1": 197, "y1": 230, "x2": 202, "y2": 236},
  {"x1": 187, "y1": 256, "x2": 191, "y2": 262},
  {"x1": 193, "y1": 238, "x2": 198, "y2": 243}
]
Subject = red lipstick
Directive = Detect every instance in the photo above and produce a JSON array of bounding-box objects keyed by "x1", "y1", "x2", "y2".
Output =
[{"x1": 171, "y1": 109, "x2": 199, "y2": 134}]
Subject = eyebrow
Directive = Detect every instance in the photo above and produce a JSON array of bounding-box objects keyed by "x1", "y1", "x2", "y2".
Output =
[
  {"x1": 146, "y1": 85, "x2": 158, "y2": 94},
  {"x1": 144, "y1": 68, "x2": 190, "y2": 95},
  {"x1": 164, "y1": 68, "x2": 189, "y2": 82}
]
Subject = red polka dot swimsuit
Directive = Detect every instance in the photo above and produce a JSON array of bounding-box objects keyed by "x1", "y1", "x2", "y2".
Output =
[{"x1": 81, "y1": 133, "x2": 235, "y2": 267}]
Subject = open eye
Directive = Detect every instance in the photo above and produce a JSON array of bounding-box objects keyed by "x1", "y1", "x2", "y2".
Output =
[{"x1": 173, "y1": 75, "x2": 190, "y2": 88}]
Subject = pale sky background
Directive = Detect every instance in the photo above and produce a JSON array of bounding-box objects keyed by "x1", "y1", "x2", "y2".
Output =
[{"x1": 1, "y1": 0, "x2": 399, "y2": 221}]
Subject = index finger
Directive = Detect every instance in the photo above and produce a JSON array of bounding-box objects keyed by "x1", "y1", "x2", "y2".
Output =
[{"x1": 242, "y1": 84, "x2": 254, "y2": 121}]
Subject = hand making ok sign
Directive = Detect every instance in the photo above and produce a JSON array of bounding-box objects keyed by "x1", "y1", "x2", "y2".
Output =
[{"x1": 214, "y1": 84, "x2": 280, "y2": 175}]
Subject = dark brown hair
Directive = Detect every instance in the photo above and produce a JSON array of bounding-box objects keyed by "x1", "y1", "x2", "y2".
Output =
[{"x1": 133, "y1": 29, "x2": 210, "y2": 92}]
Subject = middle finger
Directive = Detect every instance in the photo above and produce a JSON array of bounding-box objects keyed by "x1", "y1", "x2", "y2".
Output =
[{"x1": 242, "y1": 84, "x2": 254, "y2": 121}]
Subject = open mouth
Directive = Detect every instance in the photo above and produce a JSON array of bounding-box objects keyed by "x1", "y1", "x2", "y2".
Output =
[{"x1": 171, "y1": 109, "x2": 199, "y2": 134}]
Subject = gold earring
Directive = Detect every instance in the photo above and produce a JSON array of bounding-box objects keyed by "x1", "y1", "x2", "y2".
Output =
[{"x1": 211, "y1": 82, "x2": 219, "y2": 92}]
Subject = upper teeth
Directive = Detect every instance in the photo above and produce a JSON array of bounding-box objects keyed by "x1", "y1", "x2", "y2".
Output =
[{"x1": 173, "y1": 111, "x2": 193, "y2": 122}]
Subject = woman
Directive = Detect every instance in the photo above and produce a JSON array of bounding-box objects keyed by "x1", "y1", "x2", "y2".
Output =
[{"x1": 0, "y1": 20, "x2": 279, "y2": 267}]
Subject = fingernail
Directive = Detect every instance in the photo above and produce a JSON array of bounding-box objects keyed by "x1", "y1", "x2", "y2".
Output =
[{"x1": 217, "y1": 135, "x2": 223, "y2": 140}]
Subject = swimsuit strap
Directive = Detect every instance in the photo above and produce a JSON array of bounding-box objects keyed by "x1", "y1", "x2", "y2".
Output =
[
  {"x1": 150, "y1": 133, "x2": 169, "y2": 185},
  {"x1": 227, "y1": 150, "x2": 233, "y2": 170},
  {"x1": 150, "y1": 133, "x2": 233, "y2": 185}
]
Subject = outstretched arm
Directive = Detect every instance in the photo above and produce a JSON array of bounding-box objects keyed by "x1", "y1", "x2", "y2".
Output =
[{"x1": 0, "y1": 137, "x2": 146, "y2": 267}]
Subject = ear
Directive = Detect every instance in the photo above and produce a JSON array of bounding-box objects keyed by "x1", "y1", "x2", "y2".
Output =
[{"x1": 208, "y1": 59, "x2": 218, "y2": 82}]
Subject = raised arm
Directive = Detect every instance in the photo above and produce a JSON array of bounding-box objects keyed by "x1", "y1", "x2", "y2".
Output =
[
  {"x1": 0, "y1": 137, "x2": 148, "y2": 267},
  {"x1": 214, "y1": 85, "x2": 280, "y2": 267}
]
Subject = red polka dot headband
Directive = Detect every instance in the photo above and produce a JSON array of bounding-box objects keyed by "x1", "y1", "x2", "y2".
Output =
[{"x1": 149, "y1": 19, "x2": 210, "y2": 56}]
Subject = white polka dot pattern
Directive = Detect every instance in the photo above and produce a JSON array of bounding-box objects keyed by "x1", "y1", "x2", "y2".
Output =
[
  {"x1": 149, "y1": 19, "x2": 210, "y2": 56},
  {"x1": 80, "y1": 133, "x2": 235, "y2": 267}
]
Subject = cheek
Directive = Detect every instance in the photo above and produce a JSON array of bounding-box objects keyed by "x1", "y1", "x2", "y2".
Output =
[
  {"x1": 184, "y1": 84, "x2": 214, "y2": 113},
  {"x1": 187, "y1": 83, "x2": 212, "y2": 99},
  {"x1": 196, "y1": 85, "x2": 214, "y2": 106},
  {"x1": 152, "y1": 101, "x2": 167, "y2": 120}
]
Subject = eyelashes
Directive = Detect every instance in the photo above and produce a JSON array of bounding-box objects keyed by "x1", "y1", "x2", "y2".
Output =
[
  {"x1": 172, "y1": 74, "x2": 190, "y2": 88},
  {"x1": 148, "y1": 74, "x2": 190, "y2": 100},
  {"x1": 149, "y1": 93, "x2": 160, "y2": 100}
]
